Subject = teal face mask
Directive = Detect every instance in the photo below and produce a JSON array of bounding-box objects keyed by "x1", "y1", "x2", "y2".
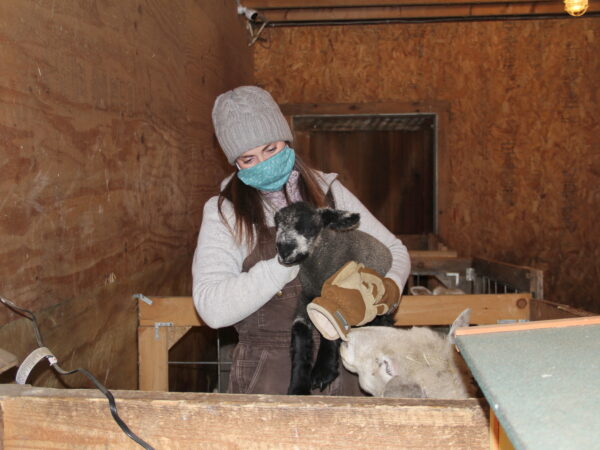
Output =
[{"x1": 237, "y1": 146, "x2": 296, "y2": 192}]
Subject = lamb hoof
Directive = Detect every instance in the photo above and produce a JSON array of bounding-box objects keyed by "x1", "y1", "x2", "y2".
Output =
[
  {"x1": 311, "y1": 367, "x2": 338, "y2": 392},
  {"x1": 288, "y1": 385, "x2": 311, "y2": 395}
]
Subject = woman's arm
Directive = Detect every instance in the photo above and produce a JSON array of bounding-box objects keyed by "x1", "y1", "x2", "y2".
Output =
[
  {"x1": 329, "y1": 180, "x2": 411, "y2": 291},
  {"x1": 192, "y1": 197, "x2": 299, "y2": 328}
]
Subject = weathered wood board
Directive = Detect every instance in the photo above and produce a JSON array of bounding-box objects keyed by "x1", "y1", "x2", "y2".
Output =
[
  {"x1": 0, "y1": 384, "x2": 489, "y2": 449},
  {"x1": 0, "y1": 1, "x2": 253, "y2": 389},
  {"x1": 254, "y1": 18, "x2": 600, "y2": 314}
]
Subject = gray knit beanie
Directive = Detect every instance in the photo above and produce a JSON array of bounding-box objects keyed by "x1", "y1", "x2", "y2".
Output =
[{"x1": 212, "y1": 86, "x2": 294, "y2": 165}]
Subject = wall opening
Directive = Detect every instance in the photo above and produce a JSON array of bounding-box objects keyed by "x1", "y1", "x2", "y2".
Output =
[{"x1": 293, "y1": 114, "x2": 437, "y2": 235}]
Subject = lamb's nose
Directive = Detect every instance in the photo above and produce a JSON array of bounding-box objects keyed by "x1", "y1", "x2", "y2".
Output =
[{"x1": 276, "y1": 242, "x2": 294, "y2": 260}]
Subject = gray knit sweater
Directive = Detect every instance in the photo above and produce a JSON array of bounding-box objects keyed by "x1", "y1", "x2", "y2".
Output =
[{"x1": 192, "y1": 171, "x2": 411, "y2": 329}]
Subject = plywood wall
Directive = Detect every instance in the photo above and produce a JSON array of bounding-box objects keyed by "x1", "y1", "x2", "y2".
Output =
[
  {"x1": 254, "y1": 19, "x2": 600, "y2": 313},
  {"x1": 0, "y1": 0, "x2": 253, "y2": 388}
]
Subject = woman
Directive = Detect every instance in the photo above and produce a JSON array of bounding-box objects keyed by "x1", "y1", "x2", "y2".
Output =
[{"x1": 192, "y1": 85, "x2": 411, "y2": 395}]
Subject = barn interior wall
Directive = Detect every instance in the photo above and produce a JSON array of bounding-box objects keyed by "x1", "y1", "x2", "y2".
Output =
[
  {"x1": 0, "y1": 1, "x2": 253, "y2": 389},
  {"x1": 253, "y1": 18, "x2": 600, "y2": 314}
]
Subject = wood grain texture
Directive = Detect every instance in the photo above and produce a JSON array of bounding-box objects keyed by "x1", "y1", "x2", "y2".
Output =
[
  {"x1": 254, "y1": 19, "x2": 600, "y2": 313},
  {"x1": 0, "y1": 385, "x2": 489, "y2": 449},
  {"x1": 0, "y1": 0, "x2": 253, "y2": 388}
]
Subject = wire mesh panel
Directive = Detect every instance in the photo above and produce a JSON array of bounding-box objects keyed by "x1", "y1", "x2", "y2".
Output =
[
  {"x1": 168, "y1": 327, "x2": 236, "y2": 393},
  {"x1": 406, "y1": 256, "x2": 543, "y2": 299}
]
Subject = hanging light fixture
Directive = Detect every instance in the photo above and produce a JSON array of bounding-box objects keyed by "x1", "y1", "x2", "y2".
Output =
[{"x1": 564, "y1": 0, "x2": 588, "y2": 16}]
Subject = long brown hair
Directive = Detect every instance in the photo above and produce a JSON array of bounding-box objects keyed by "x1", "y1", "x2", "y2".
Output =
[{"x1": 217, "y1": 154, "x2": 328, "y2": 250}]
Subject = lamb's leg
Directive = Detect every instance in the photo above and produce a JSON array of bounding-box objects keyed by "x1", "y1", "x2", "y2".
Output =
[
  {"x1": 311, "y1": 336, "x2": 340, "y2": 391},
  {"x1": 288, "y1": 296, "x2": 314, "y2": 395}
]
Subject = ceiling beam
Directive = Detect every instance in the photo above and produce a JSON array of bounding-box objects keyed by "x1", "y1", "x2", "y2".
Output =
[
  {"x1": 243, "y1": 0, "x2": 600, "y2": 22},
  {"x1": 245, "y1": 0, "x2": 553, "y2": 6}
]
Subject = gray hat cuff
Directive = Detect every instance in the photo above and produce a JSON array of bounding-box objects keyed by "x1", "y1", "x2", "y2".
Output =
[{"x1": 219, "y1": 114, "x2": 293, "y2": 165}]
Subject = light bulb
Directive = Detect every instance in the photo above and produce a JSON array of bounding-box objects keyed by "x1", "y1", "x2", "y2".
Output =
[{"x1": 564, "y1": 0, "x2": 588, "y2": 16}]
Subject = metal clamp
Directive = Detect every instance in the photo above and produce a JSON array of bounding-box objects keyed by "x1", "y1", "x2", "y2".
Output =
[
  {"x1": 445, "y1": 272, "x2": 460, "y2": 287},
  {"x1": 132, "y1": 293, "x2": 153, "y2": 305},
  {"x1": 154, "y1": 322, "x2": 173, "y2": 339}
]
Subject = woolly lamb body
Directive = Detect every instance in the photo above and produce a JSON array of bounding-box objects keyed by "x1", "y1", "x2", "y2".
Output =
[
  {"x1": 298, "y1": 228, "x2": 392, "y2": 299},
  {"x1": 340, "y1": 309, "x2": 477, "y2": 399}
]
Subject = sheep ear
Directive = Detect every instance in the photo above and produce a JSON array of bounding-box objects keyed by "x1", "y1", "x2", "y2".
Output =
[
  {"x1": 377, "y1": 354, "x2": 397, "y2": 378},
  {"x1": 448, "y1": 308, "x2": 471, "y2": 344},
  {"x1": 319, "y1": 208, "x2": 360, "y2": 231}
]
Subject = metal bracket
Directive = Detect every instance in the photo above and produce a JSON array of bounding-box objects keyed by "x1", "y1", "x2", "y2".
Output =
[
  {"x1": 154, "y1": 322, "x2": 173, "y2": 339},
  {"x1": 445, "y1": 272, "x2": 460, "y2": 287},
  {"x1": 466, "y1": 267, "x2": 476, "y2": 282},
  {"x1": 132, "y1": 293, "x2": 153, "y2": 305}
]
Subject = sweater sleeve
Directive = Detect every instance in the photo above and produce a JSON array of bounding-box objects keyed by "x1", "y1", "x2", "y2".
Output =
[
  {"x1": 192, "y1": 197, "x2": 300, "y2": 329},
  {"x1": 329, "y1": 180, "x2": 411, "y2": 291}
]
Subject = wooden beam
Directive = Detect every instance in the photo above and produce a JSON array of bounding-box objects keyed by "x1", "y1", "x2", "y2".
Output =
[
  {"x1": 246, "y1": 1, "x2": 600, "y2": 22},
  {"x1": 410, "y1": 250, "x2": 459, "y2": 259},
  {"x1": 246, "y1": 0, "x2": 553, "y2": 7},
  {"x1": 394, "y1": 293, "x2": 531, "y2": 326},
  {"x1": 455, "y1": 314, "x2": 600, "y2": 336},
  {"x1": 282, "y1": 100, "x2": 451, "y2": 116},
  {"x1": 138, "y1": 296, "x2": 203, "y2": 327},
  {"x1": 0, "y1": 385, "x2": 489, "y2": 449}
]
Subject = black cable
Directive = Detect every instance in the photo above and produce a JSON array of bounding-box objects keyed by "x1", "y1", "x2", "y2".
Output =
[{"x1": 1, "y1": 295, "x2": 155, "y2": 450}]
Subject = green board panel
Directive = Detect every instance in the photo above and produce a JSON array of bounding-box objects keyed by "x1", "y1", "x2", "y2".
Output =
[{"x1": 456, "y1": 324, "x2": 600, "y2": 450}]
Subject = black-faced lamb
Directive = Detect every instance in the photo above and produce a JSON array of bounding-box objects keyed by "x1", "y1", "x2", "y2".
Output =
[
  {"x1": 339, "y1": 308, "x2": 478, "y2": 399},
  {"x1": 274, "y1": 201, "x2": 395, "y2": 395}
]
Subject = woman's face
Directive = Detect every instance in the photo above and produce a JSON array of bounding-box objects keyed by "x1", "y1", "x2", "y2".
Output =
[{"x1": 236, "y1": 140, "x2": 286, "y2": 169}]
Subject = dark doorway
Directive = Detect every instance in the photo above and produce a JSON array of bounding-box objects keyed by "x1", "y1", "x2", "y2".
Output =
[{"x1": 293, "y1": 114, "x2": 436, "y2": 235}]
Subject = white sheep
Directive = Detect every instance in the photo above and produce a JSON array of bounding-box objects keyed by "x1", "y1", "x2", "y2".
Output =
[{"x1": 340, "y1": 308, "x2": 477, "y2": 399}]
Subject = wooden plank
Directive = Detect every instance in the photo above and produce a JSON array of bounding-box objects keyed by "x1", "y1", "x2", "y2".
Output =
[
  {"x1": 256, "y1": 3, "x2": 596, "y2": 22},
  {"x1": 455, "y1": 315, "x2": 600, "y2": 336},
  {"x1": 246, "y1": 0, "x2": 553, "y2": 7},
  {"x1": 394, "y1": 293, "x2": 531, "y2": 325},
  {"x1": 0, "y1": 348, "x2": 18, "y2": 374},
  {"x1": 410, "y1": 257, "x2": 473, "y2": 274},
  {"x1": 139, "y1": 294, "x2": 531, "y2": 328},
  {"x1": 410, "y1": 250, "x2": 458, "y2": 258},
  {"x1": 139, "y1": 296, "x2": 203, "y2": 327},
  {"x1": 283, "y1": 100, "x2": 451, "y2": 117},
  {"x1": 138, "y1": 326, "x2": 168, "y2": 391},
  {"x1": 0, "y1": 385, "x2": 489, "y2": 449}
]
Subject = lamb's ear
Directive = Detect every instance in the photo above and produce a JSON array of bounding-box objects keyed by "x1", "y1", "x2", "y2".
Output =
[
  {"x1": 319, "y1": 208, "x2": 360, "y2": 231},
  {"x1": 448, "y1": 308, "x2": 471, "y2": 344}
]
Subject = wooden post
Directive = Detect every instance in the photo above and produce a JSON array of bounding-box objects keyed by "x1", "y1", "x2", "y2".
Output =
[
  {"x1": 138, "y1": 325, "x2": 168, "y2": 391},
  {"x1": 490, "y1": 410, "x2": 515, "y2": 450}
]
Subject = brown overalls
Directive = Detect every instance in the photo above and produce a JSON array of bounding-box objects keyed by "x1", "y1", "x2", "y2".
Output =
[{"x1": 227, "y1": 227, "x2": 366, "y2": 396}]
